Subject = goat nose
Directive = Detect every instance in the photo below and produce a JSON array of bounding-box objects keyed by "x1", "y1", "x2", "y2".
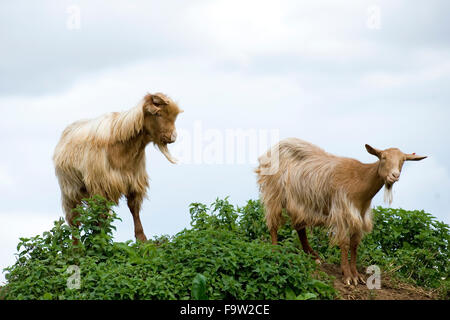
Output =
[
  {"x1": 392, "y1": 172, "x2": 400, "y2": 179},
  {"x1": 171, "y1": 131, "x2": 177, "y2": 142}
]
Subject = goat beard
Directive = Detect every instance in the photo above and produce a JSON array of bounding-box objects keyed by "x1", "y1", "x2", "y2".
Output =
[
  {"x1": 157, "y1": 143, "x2": 178, "y2": 164},
  {"x1": 384, "y1": 183, "x2": 394, "y2": 206}
]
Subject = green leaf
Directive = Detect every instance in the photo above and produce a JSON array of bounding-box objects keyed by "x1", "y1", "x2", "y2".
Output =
[
  {"x1": 296, "y1": 293, "x2": 317, "y2": 300},
  {"x1": 42, "y1": 293, "x2": 53, "y2": 300},
  {"x1": 285, "y1": 287, "x2": 297, "y2": 300},
  {"x1": 191, "y1": 274, "x2": 208, "y2": 300}
]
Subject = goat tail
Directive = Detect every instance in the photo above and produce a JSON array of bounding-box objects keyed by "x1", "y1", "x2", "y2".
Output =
[{"x1": 255, "y1": 161, "x2": 286, "y2": 232}]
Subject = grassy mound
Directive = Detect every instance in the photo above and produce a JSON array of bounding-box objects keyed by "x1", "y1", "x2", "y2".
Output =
[{"x1": 2, "y1": 196, "x2": 448, "y2": 300}]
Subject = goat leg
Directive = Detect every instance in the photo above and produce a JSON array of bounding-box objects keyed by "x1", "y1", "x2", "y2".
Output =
[
  {"x1": 270, "y1": 228, "x2": 278, "y2": 245},
  {"x1": 350, "y1": 233, "x2": 366, "y2": 285},
  {"x1": 127, "y1": 192, "x2": 147, "y2": 242},
  {"x1": 296, "y1": 228, "x2": 321, "y2": 264},
  {"x1": 340, "y1": 242, "x2": 353, "y2": 286}
]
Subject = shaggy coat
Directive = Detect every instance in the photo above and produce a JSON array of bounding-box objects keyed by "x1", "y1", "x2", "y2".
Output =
[
  {"x1": 256, "y1": 138, "x2": 426, "y2": 285},
  {"x1": 53, "y1": 93, "x2": 182, "y2": 242},
  {"x1": 257, "y1": 138, "x2": 374, "y2": 245}
]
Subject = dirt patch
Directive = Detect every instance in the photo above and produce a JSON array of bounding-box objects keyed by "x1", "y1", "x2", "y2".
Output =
[{"x1": 319, "y1": 263, "x2": 438, "y2": 300}]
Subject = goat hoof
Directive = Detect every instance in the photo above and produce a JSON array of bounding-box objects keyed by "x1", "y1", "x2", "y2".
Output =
[
  {"x1": 343, "y1": 277, "x2": 352, "y2": 286},
  {"x1": 358, "y1": 275, "x2": 366, "y2": 285},
  {"x1": 352, "y1": 272, "x2": 366, "y2": 285}
]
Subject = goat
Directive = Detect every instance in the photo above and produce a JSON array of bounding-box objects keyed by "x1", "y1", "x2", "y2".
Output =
[
  {"x1": 255, "y1": 138, "x2": 426, "y2": 285},
  {"x1": 53, "y1": 92, "x2": 183, "y2": 242}
]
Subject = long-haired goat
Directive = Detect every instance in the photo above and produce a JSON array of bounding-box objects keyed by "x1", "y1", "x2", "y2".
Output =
[
  {"x1": 53, "y1": 93, "x2": 183, "y2": 242},
  {"x1": 256, "y1": 138, "x2": 426, "y2": 285}
]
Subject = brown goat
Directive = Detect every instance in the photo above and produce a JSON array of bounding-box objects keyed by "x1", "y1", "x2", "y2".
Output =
[
  {"x1": 256, "y1": 138, "x2": 426, "y2": 285},
  {"x1": 53, "y1": 93, "x2": 183, "y2": 242}
]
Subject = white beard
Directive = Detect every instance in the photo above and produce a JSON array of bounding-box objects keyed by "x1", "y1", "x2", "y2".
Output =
[
  {"x1": 157, "y1": 143, "x2": 178, "y2": 164},
  {"x1": 384, "y1": 185, "x2": 393, "y2": 206}
]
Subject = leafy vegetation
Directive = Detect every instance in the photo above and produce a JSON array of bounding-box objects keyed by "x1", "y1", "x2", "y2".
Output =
[
  {"x1": 2, "y1": 196, "x2": 334, "y2": 300},
  {"x1": 361, "y1": 207, "x2": 449, "y2": 292},
  {"x1": 2, "y1": 196, "x2": 449, "y2": 300},
  {"x1": 308, "y1": 207, "x2": 449, "y2": 292}
]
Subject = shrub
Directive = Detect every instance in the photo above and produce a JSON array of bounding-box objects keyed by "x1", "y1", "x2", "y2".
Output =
[
  {"x1": 3, "y1": 196, "x2": 336, "y2": 300},
  {"x1": 359, "y1": 207, "x2": 449, "y2": 290},
  {"x1": 4, "y1": 196, "x2": 448, "y2": 300},
  {"x1": 236, "y1": 202, "x2": 449, "y2": 295}
]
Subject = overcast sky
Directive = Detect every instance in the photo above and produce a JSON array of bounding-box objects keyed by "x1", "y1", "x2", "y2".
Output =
[{"x1": 1, "y1": 0, "x2": 449, "y2": 284}]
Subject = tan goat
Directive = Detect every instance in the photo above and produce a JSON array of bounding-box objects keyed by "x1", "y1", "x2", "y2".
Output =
[
  {"x1": 256, "y1": 138, "x2": 426, "y2": 285},
  {"x1": 53, "y1": 93, "x2": 183, "y2": 242}
]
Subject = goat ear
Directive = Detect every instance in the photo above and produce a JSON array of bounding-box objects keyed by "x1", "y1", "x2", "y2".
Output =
[
  {"x1": 152, "y1": 93, "x2": 170, "y2": 106},
  {"x1": 405, "y1": 153, "x2": 427, "y2": 161},
  {"x1": 143, "y1": 94, "x2": 162, "y2": 114},
  {"x1": 365, "y1": 144, "x2": 382, "y2": 158},
  {"x1": 147, "y1": 105, "x2": 161, "y2": 115}
]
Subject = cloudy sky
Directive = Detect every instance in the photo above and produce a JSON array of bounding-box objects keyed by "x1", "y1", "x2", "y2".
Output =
[{"x1": 1, "y1": 0, "x2": 449, "y2": 283}]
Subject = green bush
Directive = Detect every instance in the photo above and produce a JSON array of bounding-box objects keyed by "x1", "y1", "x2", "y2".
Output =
[
  {"x1": 313, "y1": 207, "x2": 449, "y2": 292},
  {"x1": 3, "y1": 196, "x2": 448, "y2": 300},
  {"x1": 360, "y1": 207, "x2": 449, "y2": 290},
  {"x1": 3, "y1": 196, "x2": 336, "y2": 300},
  {"x1": 236, "y1": 202, "x2": 449, "y2": 296}
]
